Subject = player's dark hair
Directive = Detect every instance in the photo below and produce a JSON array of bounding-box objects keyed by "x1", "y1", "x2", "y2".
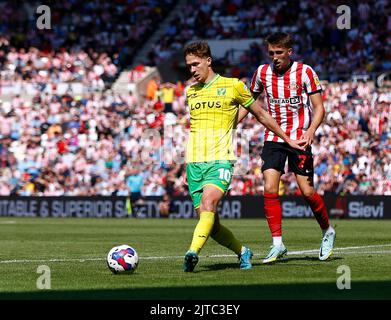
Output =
[
  {"x1": 183, "y1": 41, "x2": 212, "y2": 59},
  {"x1": 265, "y1": 32, "x2": 293, "y2": 49}
]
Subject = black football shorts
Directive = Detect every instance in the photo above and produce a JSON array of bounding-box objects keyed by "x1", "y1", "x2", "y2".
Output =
[{"x1": 260, "y1": 141, "x2": 314, "y2": 176}]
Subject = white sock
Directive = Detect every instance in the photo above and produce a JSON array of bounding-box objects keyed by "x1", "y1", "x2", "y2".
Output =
[
  {"x1": 273, "y1": 236, "x2": 283, "y2": 246},
  {"x1": 322, "y1": 225, "x2": 334, "y2": 236}
]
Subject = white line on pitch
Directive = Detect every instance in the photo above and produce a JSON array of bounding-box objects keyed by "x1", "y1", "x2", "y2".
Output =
[
  {"x1": 0, "y1": 221, "x2": 16, "y2": 224},
  {"x1": 1, "y1": 244, "x2": 391, "y2": 264},
  {"x1": 288, "y1": 243, "x2": 391, "y2": 255}
]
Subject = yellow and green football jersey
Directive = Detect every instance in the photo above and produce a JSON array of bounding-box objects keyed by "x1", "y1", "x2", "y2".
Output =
[{"x1": 185, "y1": 74, "x2": 254, "y2": 163}]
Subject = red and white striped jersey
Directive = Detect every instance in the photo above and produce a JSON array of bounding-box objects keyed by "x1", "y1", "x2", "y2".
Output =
[{"x1": 250, "y1": 61, "x2": 322, "y2": 142}]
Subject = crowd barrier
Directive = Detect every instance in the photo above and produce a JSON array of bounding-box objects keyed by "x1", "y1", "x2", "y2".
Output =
[{"x1": 0, "y1": 196, "x2": 389, "y2": 219}]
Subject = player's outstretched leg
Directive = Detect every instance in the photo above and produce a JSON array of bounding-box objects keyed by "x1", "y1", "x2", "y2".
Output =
[
  {"x1": 211, "y1": 223, "x2": 253, "y2": 270},
  {"x1": 238, "y1": 246, "x2": 253, "y2": 270},
  {"x1": 183, "y1": 250, "x2": 199, "y2": 272}
]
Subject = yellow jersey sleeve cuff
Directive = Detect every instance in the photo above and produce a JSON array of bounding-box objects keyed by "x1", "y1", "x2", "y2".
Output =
[{"x1": 242, "y1": 97, "x2": 255, "y2": 108}]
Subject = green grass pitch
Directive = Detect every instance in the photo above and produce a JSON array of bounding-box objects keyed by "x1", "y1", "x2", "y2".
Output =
[{"x1": 0, "y1": 217, "x2": 390, "y2": 300}]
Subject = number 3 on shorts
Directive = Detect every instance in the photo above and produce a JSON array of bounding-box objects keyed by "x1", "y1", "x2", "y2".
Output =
[{"x1": 218, "y1": 168, "x2": 231, "y2": 182}]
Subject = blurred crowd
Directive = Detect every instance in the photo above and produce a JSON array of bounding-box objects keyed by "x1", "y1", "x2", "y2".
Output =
[
  {"x1": 0, "y1": 0, "x2": 177, "y2": 71},
  {"x1": 1, "y1": 76, "x2": 389, "y2": 197},
  {"x1": 0, "y1": 35, "x2": 118, "y2": 94},
  {"x1": 0, "y1": 0, "x2": 177, "y2": 98},
  {"x1": 229, "y1": 80, "x2": 391, "y2": 196},
  {"x1": 0, "y1": 0, "x2": 390, "y2": 198},
  {"x1": 146, "y1": 0, "x2": 390, "y2": 81}
]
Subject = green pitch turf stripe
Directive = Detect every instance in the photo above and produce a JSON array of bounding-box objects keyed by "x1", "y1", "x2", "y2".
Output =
[{"x1": 1, "y1": 244, "x2": 391, "y2": 264}]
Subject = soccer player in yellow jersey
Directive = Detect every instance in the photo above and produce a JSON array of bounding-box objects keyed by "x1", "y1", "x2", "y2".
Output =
[{"x1": 182, "y1": 41, "x2": 305, "y2": 272}]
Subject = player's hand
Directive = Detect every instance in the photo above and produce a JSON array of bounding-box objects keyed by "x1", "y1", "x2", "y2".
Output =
[
  {"x1": 287, "y1": 138, "x2": 306, "y2": 151},
  {"x1": 301, "y1": 130, "x2": 315, "y2": 148}
]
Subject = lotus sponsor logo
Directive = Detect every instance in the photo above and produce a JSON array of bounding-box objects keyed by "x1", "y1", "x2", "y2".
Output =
[{"x1": 190, "y1": 101, "x2": 222, "y2": 110}]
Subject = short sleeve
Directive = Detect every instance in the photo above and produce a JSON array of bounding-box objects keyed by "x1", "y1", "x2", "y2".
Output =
[
  {"x1": 304, "y1": 65, "x2": 322, "y2": 95},
  {"x1": 250, "y1": 67, "x2": 264, "y2": 93},
  {"x1": 233, "y1": 79, "x2": 254, "y2": 108}
]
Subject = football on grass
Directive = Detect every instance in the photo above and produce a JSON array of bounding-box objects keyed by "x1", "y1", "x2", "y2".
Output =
[{"x1": 107, "y1": 245, "x2": 139, "y2": 274}]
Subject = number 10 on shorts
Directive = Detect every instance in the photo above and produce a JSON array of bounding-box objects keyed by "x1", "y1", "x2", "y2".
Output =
[{"x1": 218, "y1": 168, "x2": 231, "y2": 182}]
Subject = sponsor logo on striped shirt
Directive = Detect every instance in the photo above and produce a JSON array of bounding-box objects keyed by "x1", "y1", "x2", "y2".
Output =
[{"x1": 269, "y1": 96, "x2": 302, "y2": 105}]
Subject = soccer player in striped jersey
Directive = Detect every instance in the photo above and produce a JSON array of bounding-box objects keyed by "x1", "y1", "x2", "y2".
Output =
[
  {"x1": 182, "y1": 41, "x2": 305, "y2": 272},
  {"x1": 240, "y1": 32, "x2": 336, "y2": 263}
]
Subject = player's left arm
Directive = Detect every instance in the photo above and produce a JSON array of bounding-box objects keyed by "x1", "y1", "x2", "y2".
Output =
[
  {"x1": 237, "y1": 69, "x2": 263, "y2": 123},
  {"x1": 238, "y1": 106, "x2": 250, "y2": 123},
  {"x1": 234, "y1": 79, "x2": 304, "y2": 150},
  {"x1": 238, "y1": 89, "x2": 264, "y2": 123},
  {"x1": 302, "y1": 92, "x2": 325, "y2": 147},
  {"x1": 238, "y1": 92, "x2": 263, "y2": 123},
  {"x1": 247, "y1": 100, "x2": 305, "y2": 150},
  {"x1": 302, "y1": 66, "x2": 325, "y2": 148}
]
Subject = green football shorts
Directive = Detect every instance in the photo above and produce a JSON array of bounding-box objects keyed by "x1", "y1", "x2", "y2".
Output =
[{"x1": 186, "y1": 160, "x2": 234, "y2": 209}]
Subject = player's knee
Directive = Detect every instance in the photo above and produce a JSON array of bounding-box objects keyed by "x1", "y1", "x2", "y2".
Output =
[
  {"x1": 200, "y1": 198, "x2": 218, "y2": 212},
  {"x1": 301, "y1": 188, "x2": 315, "y2": 198},
  {"x1": 264, "y1": 183, "x2": 279, "y2": 194}
]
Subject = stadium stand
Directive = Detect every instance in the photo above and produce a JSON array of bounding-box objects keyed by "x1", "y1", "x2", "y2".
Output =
[
  {"x1": 143, "y1": 0, "x2": 390, "y2": 82},
  {"x1": 0, "y1": 0, "x2": 390, "y2": 197}
]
